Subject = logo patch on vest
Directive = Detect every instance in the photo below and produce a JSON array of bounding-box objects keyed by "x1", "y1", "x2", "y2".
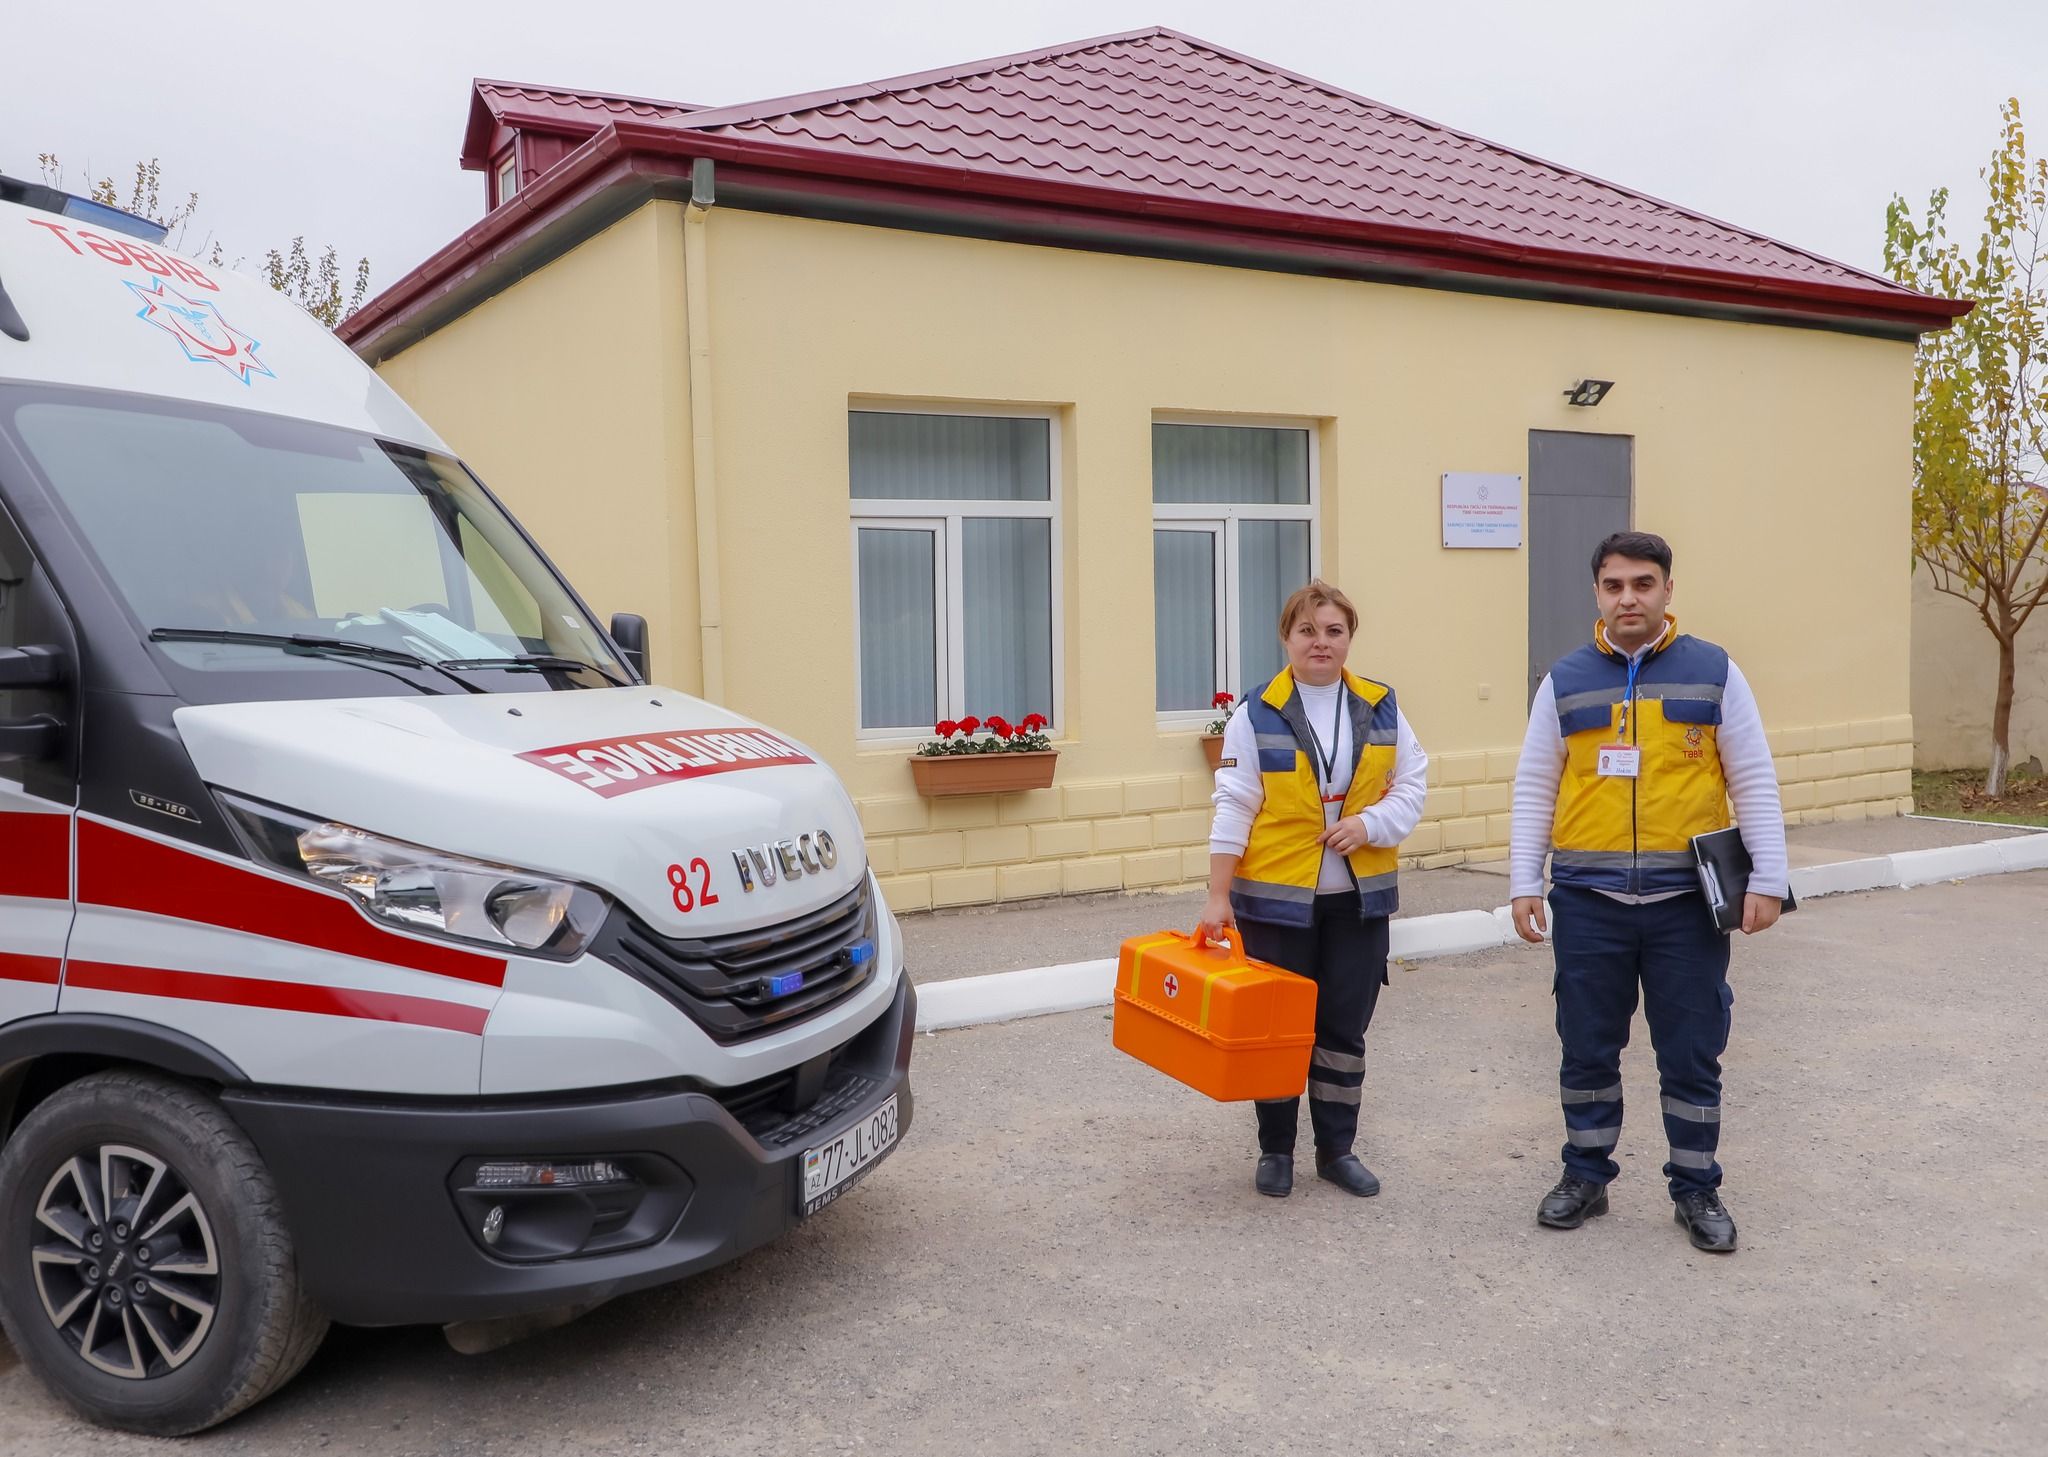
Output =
[{"x1": 1684, "y1": 725, "x2": 1705, "y2": 759}]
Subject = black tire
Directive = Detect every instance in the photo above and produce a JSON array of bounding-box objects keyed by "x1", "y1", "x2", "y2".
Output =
[{"x1": 0, "y1": 1070, "x2": 329, "y2": 1436}]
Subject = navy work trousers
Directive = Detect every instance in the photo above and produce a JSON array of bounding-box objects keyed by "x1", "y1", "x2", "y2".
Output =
[
  {"x1": 1238, "y1": 895, "x2": 1389, "y2": 1159},
  {"x1": 1549, "y1": 885, "x2": 1733, "y2": 1197}
]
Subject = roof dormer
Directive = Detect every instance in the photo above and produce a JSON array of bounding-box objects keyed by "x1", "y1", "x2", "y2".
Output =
[{"x1": 460, "y1": 80, "x2": 703, "y2": 212}]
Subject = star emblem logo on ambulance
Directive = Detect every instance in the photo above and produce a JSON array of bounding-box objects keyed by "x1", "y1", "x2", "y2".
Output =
[{"x1": 124, "y1": 277, "x2": 275, "y2": 384}]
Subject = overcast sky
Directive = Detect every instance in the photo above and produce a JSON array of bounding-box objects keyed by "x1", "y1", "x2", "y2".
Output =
[{"x1": 10, "y1": 0, "x2": 2043, "y2": 301}]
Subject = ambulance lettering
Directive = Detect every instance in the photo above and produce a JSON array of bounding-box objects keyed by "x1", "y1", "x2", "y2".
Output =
[
  {"x1": 24, "y1": 215, "x2": 219, "y2": 289},
  {"x1": 519, "y1": 727, "x2": 815, "y2": 797}
]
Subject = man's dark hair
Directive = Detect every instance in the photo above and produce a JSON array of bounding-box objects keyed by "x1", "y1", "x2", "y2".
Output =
[{"x1": 1591, "y1": 531, "x2": 1673, "y2": 580}]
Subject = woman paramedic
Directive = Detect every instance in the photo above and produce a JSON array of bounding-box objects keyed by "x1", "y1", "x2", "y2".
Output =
[{"x1": 1195, "y1": 580, "x2": 1428, "y2": 1199}]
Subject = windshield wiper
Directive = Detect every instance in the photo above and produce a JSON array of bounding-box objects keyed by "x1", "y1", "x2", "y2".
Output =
[
  {"x1": 147, "y1": 629, "x2": 489, "y2": 694},
  {"x1": 439, "y1": 654, "x2": 628, "y2": 688}
]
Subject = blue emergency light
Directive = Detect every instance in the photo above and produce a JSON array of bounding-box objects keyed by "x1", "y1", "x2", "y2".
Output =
[{"x1": 0, "y1": 174, "x2": 168, "y2": 243}]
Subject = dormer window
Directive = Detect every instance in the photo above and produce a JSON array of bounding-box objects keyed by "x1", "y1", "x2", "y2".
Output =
[{"x1": 495, "y1": 151, "x2": 519, "y2": 207}]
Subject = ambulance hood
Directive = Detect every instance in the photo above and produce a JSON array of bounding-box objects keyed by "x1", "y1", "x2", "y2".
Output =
[{"x1": 173, "y1": 687, "x2": 867, "y2": 937}]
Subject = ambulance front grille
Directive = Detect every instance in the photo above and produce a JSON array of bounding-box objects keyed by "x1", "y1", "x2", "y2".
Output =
[
  {"x1": 589, "y1": 880, "x2": 876, "y2": 1043},
  {"x1": 716, "y1": 1060, "x2": 880, "y2": 1149}
]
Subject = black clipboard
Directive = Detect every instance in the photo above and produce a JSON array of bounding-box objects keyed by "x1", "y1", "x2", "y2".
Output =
[{"x1": 1690, "y1": 827, "x2": 1797, "y2": 933}]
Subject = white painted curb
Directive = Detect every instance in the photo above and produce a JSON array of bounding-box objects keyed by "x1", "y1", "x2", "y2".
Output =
[
  {"x1": 1389, "y1": 909, "x2": 1506, "y2": 961},
  {"x1": 912, "y1": 831, "x2": 2048, "y2": 1033},
  {"x1": 916, "y1": 957, "x2": 1115, "y2": 1032},
  {"x1": 1786, "y1": 857, "x2": 1898, "y2": 900},
  {"x1": 1892, "y1": 841, "x2": 2010, "y2": 887}
]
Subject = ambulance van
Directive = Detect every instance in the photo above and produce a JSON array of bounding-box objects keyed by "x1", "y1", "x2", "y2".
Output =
[{"x1": 0, "y1": 178, "x2": 914, "y2": 1435}]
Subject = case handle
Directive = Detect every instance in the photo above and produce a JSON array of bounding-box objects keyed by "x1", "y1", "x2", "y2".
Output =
[{"x1": 1181, "y1": 927, "x2": 1248, "y2": 963}]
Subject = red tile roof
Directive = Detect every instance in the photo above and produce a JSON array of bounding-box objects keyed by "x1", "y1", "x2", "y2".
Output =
[
  {"x1": 350, "y1": 27, "x2": 1965, "y2": 354},
  {"x1": 460, "y1": 81, "x2": 703, "y2": 170},
  {"x1": 681, "y1": 27, "x2": 1917, "y2": 308}
]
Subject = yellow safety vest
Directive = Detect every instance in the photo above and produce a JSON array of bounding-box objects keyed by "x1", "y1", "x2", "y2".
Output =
[
  {"x1": 1550, "y1": 616, "x2": 1731, "y2": 895},
  {"x1": 1232, "y1": 667, "x2": 1401, "y2": 924}
]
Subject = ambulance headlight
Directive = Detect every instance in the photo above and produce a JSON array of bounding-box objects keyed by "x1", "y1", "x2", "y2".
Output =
[{"x1": 217, "y1": 792, "x2": 610, "y2": 958}]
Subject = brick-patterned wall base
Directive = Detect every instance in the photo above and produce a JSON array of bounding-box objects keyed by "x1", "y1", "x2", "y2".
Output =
[{"x1": 864, "y1": 715, "x2": 1917, "y2": 912}]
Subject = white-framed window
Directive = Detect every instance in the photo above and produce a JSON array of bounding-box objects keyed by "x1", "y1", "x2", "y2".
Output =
[
  {"x1": 1152, "y1": 417, "x2": 1319, "y2": 719},
  {"x1": 495, "y1": 152, "x2": 519, "y2": 207},
  {"x1": 849, "y1": 405, "x2": 1061, "y2": 738}
]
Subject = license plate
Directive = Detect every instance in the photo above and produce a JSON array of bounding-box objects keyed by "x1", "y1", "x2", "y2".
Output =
[{"x1": 800, "y1": 1094, "x2": 899, "y2": 1216}]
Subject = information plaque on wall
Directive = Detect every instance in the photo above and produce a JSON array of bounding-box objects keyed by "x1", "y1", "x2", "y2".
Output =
[{"x1": 1441, "y1": 472, "x2": 1523, "y2": 549}]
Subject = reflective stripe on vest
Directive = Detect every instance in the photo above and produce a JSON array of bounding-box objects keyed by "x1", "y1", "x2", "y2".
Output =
[
  {"x1": 1231, "y1": 667, "x2": 1401, "y2": 925},
  {"x1": 1550, "y1": 620, "x2": 1731, "y2": 895}
]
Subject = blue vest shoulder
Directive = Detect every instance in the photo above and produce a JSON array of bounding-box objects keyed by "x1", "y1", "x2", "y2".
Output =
[
  {"x1": 1549, "y1": 635, "x2": 1730, "y2": 736},
  {"x1": 1646, "y1": 635, "x2": 1729, "y2": 686}
]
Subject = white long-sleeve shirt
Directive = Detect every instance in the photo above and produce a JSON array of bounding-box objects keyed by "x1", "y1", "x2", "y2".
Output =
[
  {"x1": 1509, "y1": 646, "x2": 1788, "y2": 902},
  {"x1": 1210, "y1": 681, "x2": 1430, "y2": 891}
]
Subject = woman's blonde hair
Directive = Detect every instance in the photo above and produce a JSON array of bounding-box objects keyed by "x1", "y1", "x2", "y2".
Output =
[{"x1": 1278, "y1": 579, "x2": 1358, "y2": 638}]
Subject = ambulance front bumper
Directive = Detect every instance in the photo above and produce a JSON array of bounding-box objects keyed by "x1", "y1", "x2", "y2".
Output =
[{"x1": 220, "y1": 976, "x2": 916, "y2": 1327}]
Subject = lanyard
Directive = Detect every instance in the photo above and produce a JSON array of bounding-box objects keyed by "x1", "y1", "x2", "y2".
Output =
[
  {"x1": 1302, "y1": 693, "x2": 1344, "y2": 800},
  {"x1": 1617, "y1": 653, "x2": 1643, "y2": 740}
]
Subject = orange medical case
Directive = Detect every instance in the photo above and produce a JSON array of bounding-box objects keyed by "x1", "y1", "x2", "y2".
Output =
[{"x1": 1112, "y1": 931, "x2": 1318, "y2": 1101}]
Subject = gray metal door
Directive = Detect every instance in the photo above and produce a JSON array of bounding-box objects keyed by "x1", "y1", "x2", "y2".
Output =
[{"x1": 1527, "y1": 430, "x2": 1632, "y2": 702}]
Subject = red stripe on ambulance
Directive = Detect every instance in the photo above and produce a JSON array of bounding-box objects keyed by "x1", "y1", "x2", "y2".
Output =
[
  {"x1": 0, "y1": 952, "x2": 61, "y2": 986},
  {"x1": 0, "y1": 811, "x2": 70, "y2": 901},
  {"x1": 520, "y1": 727, "x2": 814, "y2": 798},
  {"x1": 65, "y1": 962, "x2": 490, "y2": 1036},
  {"x1": 76, "y1": 819, "x2": 507, "y2": 988}
]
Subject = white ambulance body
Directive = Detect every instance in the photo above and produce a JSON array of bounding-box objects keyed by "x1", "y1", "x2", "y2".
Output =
[{"x1": 0, "y1": 180, "x2": 913, "y2": 1434}]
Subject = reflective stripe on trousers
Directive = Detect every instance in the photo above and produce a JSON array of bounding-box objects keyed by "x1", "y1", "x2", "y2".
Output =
[{"x1": 1548, "y1": 886, "x2": 1733, "y2": 1196}]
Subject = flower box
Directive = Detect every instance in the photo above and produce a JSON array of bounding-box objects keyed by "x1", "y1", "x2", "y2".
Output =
[
  {"x1": 1199, "y1": 692, "x2": 1236, "y2": 772},
  {"x1": 910, "y1": 712, "x2": 1056, "y2": 797},
  {"x1": 908, "y1": 749, "x2": 1060, "y2": 797}
]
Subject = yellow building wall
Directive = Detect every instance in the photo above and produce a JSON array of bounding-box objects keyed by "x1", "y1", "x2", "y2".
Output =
[
  {"x1": 373, "y1": 204, "x2": 701, "y2": 690},
  {"x1": 376, "y1": 203, "x2": 1921, "y2": 912}
]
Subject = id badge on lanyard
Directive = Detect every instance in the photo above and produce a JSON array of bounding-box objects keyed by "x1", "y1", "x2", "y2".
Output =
[
  {"x1": 1306, "y1": 696, "x2": 1346, "y2": 820},
  {"x1": 1597, "y1": 656, "x2": 1643, "y2": 779}
]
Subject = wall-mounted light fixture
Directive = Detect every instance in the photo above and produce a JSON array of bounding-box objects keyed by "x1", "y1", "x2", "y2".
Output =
[{"x1": 1564, "y1": 379, "x2": 1616, "y2": 407}]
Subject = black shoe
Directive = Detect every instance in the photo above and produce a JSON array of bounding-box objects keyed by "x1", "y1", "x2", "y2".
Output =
[
  {"x1": 1537, "y1": 1173, "x2": 1610, "y2": 1229},
  {"x1": 1674, "y1": 1190, "x2": 1737, "y2": 1252},
  {"x1": 1255, "y1": 1154, "x2": 1293, "y2": 1197},
  {"x1": 1316, "y1": 1153, "x2": 1381, "y2": 1198}
]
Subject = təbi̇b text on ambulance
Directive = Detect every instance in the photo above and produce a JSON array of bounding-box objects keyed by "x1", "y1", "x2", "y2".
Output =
[{"x1": 0, "y1": 176, "x2": 913, "y2": 1435}]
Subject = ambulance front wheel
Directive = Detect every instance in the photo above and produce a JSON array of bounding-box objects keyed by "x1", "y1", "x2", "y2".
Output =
[{"x1": 0, "y1": 1070, "x2": 330, "y2": 1436}]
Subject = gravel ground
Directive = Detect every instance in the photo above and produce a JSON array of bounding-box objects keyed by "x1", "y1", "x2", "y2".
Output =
[{"x1": 2, "y1": 870, "x2": 2043, "y2": 1455}]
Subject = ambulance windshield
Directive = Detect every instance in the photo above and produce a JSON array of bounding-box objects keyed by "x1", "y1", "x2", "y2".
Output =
[{"x1": 1, "y1": 388, "x2": 626, "y2": 695}]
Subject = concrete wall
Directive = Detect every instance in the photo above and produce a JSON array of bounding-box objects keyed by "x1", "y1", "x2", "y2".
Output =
[
  {"x1": 376, "y1": 204, "x2": 1922, "y2": 909},
  {"x1": 1911, "y1": 569, "x2": 2048, "y2": 771}
]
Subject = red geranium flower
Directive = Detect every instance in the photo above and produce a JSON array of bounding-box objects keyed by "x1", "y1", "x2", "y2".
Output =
[
  {"x1": 1021, "y1": 712, "x2": 1048, "y2": 731},
  {"x1": 958, "y1": 716, "x2": 982, "y2": 735},
  {"x1": 986, "y1": 714, "x2": 1012, "y2": 734},
  {"x1": 935, "y1": 719, "x2": 959, "y2": 738},
  {"x1": 1212, "y1": 691, "x2": 1235, "y2": 709}
]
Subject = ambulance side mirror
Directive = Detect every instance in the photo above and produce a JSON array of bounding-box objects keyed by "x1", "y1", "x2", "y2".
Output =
[
  {"x1": 0, "y1": 644, "x2": 67, "y2": 762},
  {"x1": 609, "y1": 613, "x2": 649, "y2": 683}
]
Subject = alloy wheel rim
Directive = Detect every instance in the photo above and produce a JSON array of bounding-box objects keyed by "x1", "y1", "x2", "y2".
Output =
[{"x1": 29, "y1": 1144, "x2": 219, "y2": 1379}]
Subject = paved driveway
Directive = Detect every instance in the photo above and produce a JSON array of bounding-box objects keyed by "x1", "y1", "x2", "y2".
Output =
[{"x1": 4, "y1": 872, "x2": 2043, "y2": 1455}]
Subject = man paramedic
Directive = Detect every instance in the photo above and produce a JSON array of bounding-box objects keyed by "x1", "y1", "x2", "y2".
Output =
[{"x1": 1509, "y1": 532, "x2": 1786, "y2": 1253}]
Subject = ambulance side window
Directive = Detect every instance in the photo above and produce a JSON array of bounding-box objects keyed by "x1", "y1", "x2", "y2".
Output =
[
  {"x1": 0, "y1": 506, "x2": 60, "y2": 786},
  {"x1": 0, "y1": 515, "x2": 30, "y2": 710}
]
